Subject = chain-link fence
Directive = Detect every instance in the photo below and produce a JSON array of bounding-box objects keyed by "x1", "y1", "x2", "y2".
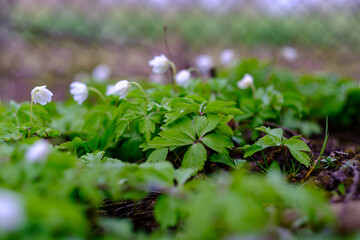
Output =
[{"x1": 1, "y1": 0, "x2": 360, "y2": 101}]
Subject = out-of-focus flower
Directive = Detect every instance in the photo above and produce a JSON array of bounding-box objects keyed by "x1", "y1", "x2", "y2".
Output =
[
  {"x1": 281, "y1": 46, "x2": 298, "y2": 62},
  {"x1": 220, "y1": 49, "x2": 235, "y2": 66},
  {"x1": 106, "y1": 80, "x2": 131, "y2": 99},
  {"x1": 92, "y1": 64, "x2": 111, "y2": 82},
  {"x1": 237, "y1": 73, "x2": 254, "y2": 89},
  {"x1": 149, "y1": 54, "x2": 169, "y2": 74},
  {"x1": 31, "y1": 86, "x2": 53, "y2": 105},
  {"x1": 25, "y1": 139, "x2": 51, "y2": 163},
  {"x1": 195, "y1": 54, "x2": 213, "y2": 74},
  {"x1": 0, "y1": 189, "x2": 25, "y2": 232},
  {"x1": 70, "y1": 82, "x2": 88, "y2": 105},
  {"x1": 175, "y1": 70, "x2": 191, "y2": 87}
]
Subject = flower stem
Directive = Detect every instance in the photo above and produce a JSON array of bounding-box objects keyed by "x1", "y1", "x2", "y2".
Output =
[
  {"x1": 250, "y1": 83, "x2": 256, "y2": 96},
  {"x1": 188, "y1": 67, "x2": 202, "y2": 78},
  {"x1": 88, "y1": 87, "x2": 109, "y2": 105},
  {"x1": 167, "y1": 60, "x2": 178, "y2": 92},
  {"x1": 28, "y1": 92, "x2": 35, "y2": 137},
  {"x1": 130, "y1": 82, "x2": 149, "y2": 104}
]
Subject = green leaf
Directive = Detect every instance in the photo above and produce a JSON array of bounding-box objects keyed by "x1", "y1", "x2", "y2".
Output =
[
  {"x1": 164, "y1": 101, "x2": 199, "y2": 124},
  {"x1": 201, "y1": 133, "x2": 234, "y2": 154},
  {"x1": 146, "y1": 148, "x2": 168, "y2": 163},
  {"x1": 283, "y1": 137, "x2": 311, "y2": 152},
  {"x1": 210, "y1": 154, "x2": 238, "y2": 168},
  {"x1": 243, "y1": 144, "x2": 263, "y2": 158},
  {"x1": 163, "y1": 117, "x2": 196, "y2": 141},
  {"x1": 204, "y1": 101, "x2": 243, "y2": 115},
  {"x1": 0, "y1": 122, "x2": 21, "y2": 141},
  {"x1": 154, "y1": 195, "x2": 179, "y2": 228},
  {"x1": 182, "y1": 143, "x2": 207, "y2": 171},
  {"x1": 194, "y1": 114, "x2": 221, "y2": 138},
  {"x1": 288, "y1": 149, "x2": 311, "y2": 167},
  {"x1": 255, "y1": 126, "x2": 283, "y2": 143},
  {"x1": 174, "y1": 168, "x2": 195, "y2": 186}
]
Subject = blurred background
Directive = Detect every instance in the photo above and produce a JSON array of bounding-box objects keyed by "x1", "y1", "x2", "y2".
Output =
[{"x1": 1, "y1": 0, "x2": 360, "y2": 101}]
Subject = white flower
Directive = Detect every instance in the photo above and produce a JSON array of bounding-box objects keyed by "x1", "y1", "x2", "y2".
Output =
[
  {"x1": 281, "y1": 46, "x2": 298, "y2": 62},
  {"x1": 149, "y1": 54, "x2": 169, "y2": 74},
  {"x1": 70, "y1": 81, "x2": 88, "y2": 105},
  {"x1": 220, "y1": 49, "x2": 235, "y2": 66},
  {"x1": 105, "y1": 80, "x2": 131, "y2": 99},
  {"x1": 25, "y1": 139, "x2": 51, "y2": 163},
  {"x1": 0, "y1": 189, "x2": 25, "y2": 232},
  {"x1": 175, "y1": 70, "x2": 191, "y2": 87},
  {"x1": 92, "y1": 64, "x2": 111, "y2": 82},
  {"x1": 195, "y1": 54, "x2": 213, "y2": 74},
  {"x1": 31, "y1": 86, "x2": 53, "y2": 105},
  {"x1": 237, "y1": 73, "x2": 254, "y2": 89}
]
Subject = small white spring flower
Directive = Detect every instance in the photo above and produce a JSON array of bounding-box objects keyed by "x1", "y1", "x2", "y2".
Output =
[
  {"x1": 281, "y1": 46, "x2": 298, "y2": 62},
  {"x1": 220, "y1": 49, "x2": 235, "y2": 66},
  {"x1": 105, "y1": 80, "x2": 131, "y2": 99},
  {"x1": 70, "y1": 81, "x2": 89, "y2": 105},
  {"x1": 175, "y1": 69, "x2": 191, "y2": 87},
  {"x1": 148, "y1": 54, "x2": 169, "y2": 74},
  {"x1": 25, "y1": 139, "x2": 51, "y2": 163},
  {"x1": 31, "y1": 86, "x2": 53, "y2": 105},
  {"x1": 92, "y1": 64, "x2": 111, "y2": 82},
  {"x1": 237, "y1": 73, "x2": 254, "y2": 89},
  {"x1": 195, "y1": 54, "x2": 213, "y2": 74},
  {"x1": 0, "y1": 189, "x2": 25, "y2": 232}
]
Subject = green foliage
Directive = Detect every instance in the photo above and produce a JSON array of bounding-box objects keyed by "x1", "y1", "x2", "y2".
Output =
[{"x1": 243, "y1": 126, "x2": 311, "y2": 167}]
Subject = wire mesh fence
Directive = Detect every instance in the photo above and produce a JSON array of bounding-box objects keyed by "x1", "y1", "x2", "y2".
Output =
[{"x1": 1, "y1": 0, "x2": 360, "y2": 101}]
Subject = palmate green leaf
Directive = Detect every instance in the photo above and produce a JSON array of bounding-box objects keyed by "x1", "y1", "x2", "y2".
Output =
[
  {"x1": 174, "y1": 168, "x2": 196, "y2": 186},
  {"x1": 283, "y1": 137, "x2": 311, "y2": 152},
  {"x1": 242, "y1": 144, "x2": 263, "y2": 158},
  {"x1": 255, "y1": 126, "x2": 283, "y2": 143},
  {"x1": 162, "y1": 117, "x2": 196, "y2": 141},
  {"x1": 115, "y1": 120, "x2": 129, "y2": 142},
  {"x1": 288, "y1": 149, "x2": 311, "y2": 167},
  {"x1": 202, "y1": 133, "x2": 234, "y2": 154},
  {"x1": 194, "y1": 114, "x2": 221, "y2": 138},
  {"x1": 210, "y1": 154, "x2": 236, "y2": 168},
  {"x1": 182, "y1": 143, "x2": 207, "y2": 171},
  {"x1": 164, "y1": 101, "x2": 200, "y2": 124},
  {"x1": 204, "y1": 101, "x2": 243, "y2": 115},
  {"x1": 141, "y1": 130, "x2": 194, "y2": 151},
  {"x1": 146, "y1": 148, "x2": 168, "y2": 163},
  {"x1": 154, "y1": 194, "x2": 180, "y2": 228},
  {"x1": 0, "y1": 122, "x2": 21, "y2": 141}
]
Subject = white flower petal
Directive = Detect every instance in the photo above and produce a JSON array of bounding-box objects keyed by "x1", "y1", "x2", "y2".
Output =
[
  {"x1": 149, "y1": 54, "x2": 169, "y2": 74},
  {"x1": 175, "y1": 70, "x2": 191, "y2": 87},
  {"x1": 25, "y1": 139, "x2": 51, "y2": 163},
  {"x1": 0, "y1": 189, "x2": 25, "y2": 232},
  {"x1": 237, "y1": 73, "x2": 254, "y2": 89}
]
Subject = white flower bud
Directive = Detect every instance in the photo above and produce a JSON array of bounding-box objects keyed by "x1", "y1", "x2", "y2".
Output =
[
  {"x1": 175, "y1": 69, "x2": 191, "y2": 87},
  {"x1": 31, "y1": 86, "x2": 53, "y2": 105},
  {"x1": 92, "y1": 64, "x2": 111, "y2": 82},
  {"x1": 281, "y1": 46, "x2": 298, "y2": 62},
  {"x1": 220, "y1": 49, "x2": 235, "y2": 66},
  {"x1": 105, "y1": 80, "x2": 131, "y2": 99},
  {"x1": 148, "y1": 54, "x2": 169, "y2": 74},
  {"x1": 70, "y1": 81, "x2": 89, "y2": 105},
  {"x1": 195, "y1": 54, "x2": 213, "y2": 74},
  {"x1": 237, "y1": 74, "x2": 254, "y2": 89},
  {"x1": 0, "y1": 189, "x2": 26, "y2": 232},
  {"x1": 25, "y1": 139, "x2": 51, "y2": 163}
]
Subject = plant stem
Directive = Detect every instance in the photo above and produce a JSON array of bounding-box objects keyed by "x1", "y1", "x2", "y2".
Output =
[
  {"x1": 188, "y1": 67, "x2": 202, "y2": 78},
  {"x1": 129, "y1": 82, "x2": 149, "y2": 104},
  {"x1": 88, "y1": 87, "x2": 109, "y2": 105},
  {"x1": 28, "y1": 92, "x2": 35, "y2": 137},
  {"x1": 261, "y1": 149, "x2": 268, "y2": 169},
  {"x1": 250, "y1": 83, "x2": 256, "y2": 96},
  {"x1": 167, "y1": 60, "x2": 178, "y2": 92}
]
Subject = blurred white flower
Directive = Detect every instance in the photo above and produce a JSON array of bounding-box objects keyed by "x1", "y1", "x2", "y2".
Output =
[
  {"x1": 237, "y1": 73, "x2": 254, "y2": 89},
  {"x1": 106, "y1": 80, "x2": 131, "y2": 99},
  {"x1": 70, "y1": 82, "x2": 88, "y2": 105},
  {"x1": 175, "y1": 70, "x2": 191, "y2": 87},
  {"x1": 92, "y1": 64, "x2": 111, "y2": 82},
  {"x1": 0, "y1": 189, "x2": 25, "y2": 232},
  {"x1": 281, "y1": 46, "x2": 298, "y2": 62},
  {"x1": 195, "y1": 54, "x2": 213, "y2": 74},
  {"x1": 25, "y1": 139, "x2": 51, "y2": 163},
  {"x1": 149, "y1": 54, "x2": 169, "y2": 74},
  {"x1": 220, "y1": 49, "x2": 235, "y2": 66},
  {"x1": 31, "y1": 86, "x2": 53, "y2": 105}
]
